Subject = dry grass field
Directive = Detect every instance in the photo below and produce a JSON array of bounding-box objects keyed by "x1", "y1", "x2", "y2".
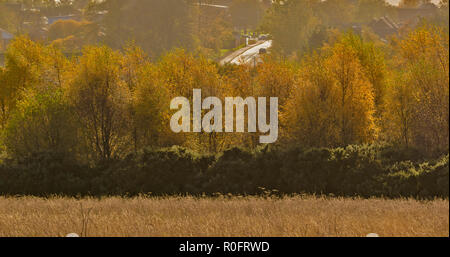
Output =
[{"x1": 0, "y1": 196, "x2": 448, "y2": 237}]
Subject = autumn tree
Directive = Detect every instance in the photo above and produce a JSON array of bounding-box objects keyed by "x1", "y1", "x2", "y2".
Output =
[
  {"x1": 250, "y1": 57, "x2": 294, "y2": 145},
  {"x1": 220, "y1": 63, "x2": 254, "y2": 97},
  {"x1": 0, "y1": 35, "x2": 76, "y2": 157},
  {"x1": 219, "y1": 58, "x2": 296, "y2": 149},
  {"x1": 255, "y1": 56, "x2": 296, "y2": 109},
  {"x1": 328, "y1": 43, "x2": 377, "y2": 145},
  {"x1": 384, "y1": 24, "x2": 449, "y2": 155},
  {"x1": 0, "y1": 36, "x2": 67, "y2": 129},
  {"x1": 67, "y1": 46, "x2": 132, "y2": 161},
  {"x1": 216, "y1": 63, "x2": 256, "y2": 148},
  {"x1": 131, "y1": 62, "x2": 171, "y2": 150},
  {"x1": 123, "y1": 44, "x2": 172, "y2": 150},
  {"x1": 158, "y1": 49, "x2": 231, "y2": 153},
  {"x1": 4, "y1": 86, "x2": 77, "y2": 157},
  {"x1": 282, "y1": 40, "x2": 377, "y2": 147},
  {"x1": 281, "y1": 52, "x2": 338, "y2": 146},
  {"x1": 383, "y1": 71, "x2": 415, "y2": 148},
  {"x1": 340, "y1": 32, "x2": 387, "y2": 113}
]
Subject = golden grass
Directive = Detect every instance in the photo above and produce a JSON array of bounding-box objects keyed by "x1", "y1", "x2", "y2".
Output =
[{"x1": 0, "y1": 196, "x2": 448, "y2": 237}]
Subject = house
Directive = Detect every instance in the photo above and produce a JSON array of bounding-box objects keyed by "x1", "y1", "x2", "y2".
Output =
[
  {"x1": 0, "y1": 28, "x2": 14, "y2": 50},
  {"x1": 397, "y1": 2, "x2": 439, "y2": 24},
  {"x1": 46, "y1": 14, "x2": 81, "y2": 26},
  {"x1": 0, "y1": 28, "x2": 11, "y2": 66},
  {"x1": 90, "y1": 10, "x2": 109, "y2": 23},
  {"x1": 368, "y1": 16, "x2": 399, "y2": 39},
  {"x1": 0, "y1": 2, "x2": 23, "y2": 13}
]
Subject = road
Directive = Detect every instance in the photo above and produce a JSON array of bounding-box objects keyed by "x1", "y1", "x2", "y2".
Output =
[{"x1": 219, "y1": 40, "x2": 272, "y2": 66}]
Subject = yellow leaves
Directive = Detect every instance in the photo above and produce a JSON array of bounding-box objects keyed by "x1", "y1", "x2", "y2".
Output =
[
  {"x1": 159, "y1": 49, "x2": 222, "y2": 99},
  {"x1": 281, "y1": 38, "x2": 377, "y2": 147},
  {"x1": 399, "y1": 23, "x2": 449, "y2": 73},
  {"x1": 384, "y1": 23, "x2": 449, "y2": 154},
  {"x1": 65, "y1": 45, "x2": 133, "y2": 160},
  {"x1": 157, "y1": 49, "x2": 235, "y2": 152},
  {"x1": 123, "y1": 43, "x2": 150, "y2": 91},
  {"x1": 0, "y1": 36, "x2": 72, "y2": 130},
  {"x1": 0, "y1": 24, "x2": 447, "y2": 156},
  {"x1": 221, "y1": 64, "x2": 253, "y2": 97},
  {"x1": 255, "y1": 56, "x2": 296, "y2": 108},
  {"x1": 5, "y1": 36, "x2": 46, "y2": 88},
  {"x1": 132, "y1": 62, "x2": 172, "y2": 148},
  {"x1": 4, "y1": 85, "x2": 77, "y2": 157}
]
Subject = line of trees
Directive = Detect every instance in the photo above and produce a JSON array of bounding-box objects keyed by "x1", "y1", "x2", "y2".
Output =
[
  {"x1": 262, "y1": 0, "x2": 449, "y2": 57},
  {"x1": 0, "y1": 22, "x2": 448, "y2": 164},
  {"x1": 4, "y1": 0, "x2": 448, "y2": 58}
]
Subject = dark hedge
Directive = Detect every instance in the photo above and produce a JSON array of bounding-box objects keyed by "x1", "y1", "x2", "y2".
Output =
[{"x1": 0, "y1": 144, "x2": 448, "y2": 198}]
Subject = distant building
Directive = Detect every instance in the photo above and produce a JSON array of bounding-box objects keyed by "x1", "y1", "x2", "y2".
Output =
[
  {"x1": 0, "y1": 28, "x2": 11, "y2": 66},
  {"x1": 0, "y1": 28, "x2": 14, "y2": 50},
  {"x1": 397, "y1": 2, "x2": 439, "y2": 24},
  {"x1": 46, "y1": 14, "x2": 81, "y2": 26},
  {"x1": 350, "y1": 24, "x2": 363, "y2": 36},
  {"x1": 90, "y1": 10, "x2": 109, "y2": 23},
  {"x1": 368, "y1": 16, "x2": 399, "y2": 39},
  {"x1": 0, "y1": 2, "x2": 23, "y2": 13}
]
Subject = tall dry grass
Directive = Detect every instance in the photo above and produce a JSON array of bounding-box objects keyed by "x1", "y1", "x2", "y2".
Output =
[{"x1": 0, "y1": 196, "x2": 448, "y2": 237}]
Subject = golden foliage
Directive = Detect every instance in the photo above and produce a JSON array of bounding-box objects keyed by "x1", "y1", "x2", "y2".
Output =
[
  {"x1": 384, "y1": 24, "x2": 449, "y2": 154},
  {"x1": 66, "y1": 46, "x2": 132, "y2": 161},
  {"x1": 0, "y1": 25, "x2": 448, "y2": 158},
  {"x1": 282, "y1": 39, "x2": 377, "y2": 147}
]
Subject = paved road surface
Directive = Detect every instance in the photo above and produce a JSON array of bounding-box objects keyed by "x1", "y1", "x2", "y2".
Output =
[{"x1": 219, "y1": 40, "x2": 272, "y2": 66}]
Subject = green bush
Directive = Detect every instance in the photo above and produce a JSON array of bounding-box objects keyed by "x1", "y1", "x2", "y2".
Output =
[{"x1": 0, "y1": 144, "x2": 447, "y2": 198}]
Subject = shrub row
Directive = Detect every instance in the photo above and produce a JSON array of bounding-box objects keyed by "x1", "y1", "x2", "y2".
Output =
[{"x1": 0, "y1": 145, "x2": 448, "y2": 198}]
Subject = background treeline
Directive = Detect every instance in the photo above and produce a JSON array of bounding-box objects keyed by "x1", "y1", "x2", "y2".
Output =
[
  {"x1": 1, "y1": 0, "x2": 272, "y2": 56},
  {"x1": 1, "y1": 0, "x2": 449, "y2": 57},
  {"x1": 0, "y1": 23, "x2": 448, "y2": 160},
  {"x1": 0, "y1": 145, "x2": 448, "y2": 198}
]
